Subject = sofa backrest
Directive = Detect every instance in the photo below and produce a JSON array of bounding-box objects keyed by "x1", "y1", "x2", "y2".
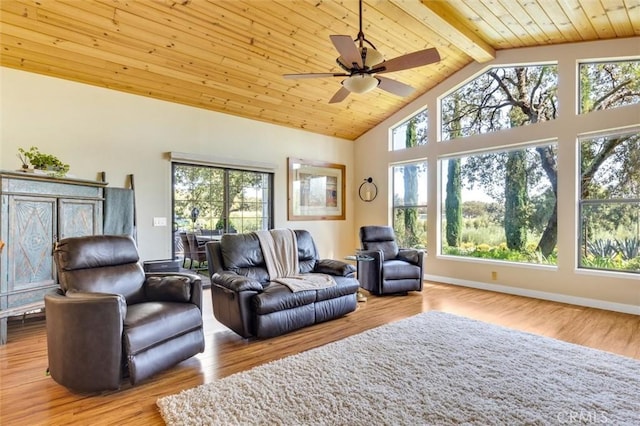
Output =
[
  {"x1": 54, "y1": 235, "x2": 146, "y2": 304},
  {"x1": 219, "y1": 232, "x2": 270, "y2": 282},
  {"x1": 216, "y1": 229, "x2": 319, "y2": 282}
]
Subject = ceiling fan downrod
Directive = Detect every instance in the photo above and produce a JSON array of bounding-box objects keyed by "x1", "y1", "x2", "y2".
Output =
[{"x1": 356, "y1": 0, "x2": 377, "y2": 68}]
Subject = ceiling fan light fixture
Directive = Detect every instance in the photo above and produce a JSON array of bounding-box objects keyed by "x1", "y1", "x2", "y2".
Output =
[{"x1": 343, "y1": 74, "x2": 379, "y2": 94}]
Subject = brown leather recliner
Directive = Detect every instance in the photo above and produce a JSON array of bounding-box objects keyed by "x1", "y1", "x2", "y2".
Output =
[
  {"x1": 358, "y1": 225, "x2": 424, "y2": 295},
  {"x1": 45, "y1": 235, "x2": 205, "y2": 392}
]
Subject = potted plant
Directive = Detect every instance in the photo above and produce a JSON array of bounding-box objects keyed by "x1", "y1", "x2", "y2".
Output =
[{"x1": 17, "y1": 147, "x2": 70, "y2": 177}]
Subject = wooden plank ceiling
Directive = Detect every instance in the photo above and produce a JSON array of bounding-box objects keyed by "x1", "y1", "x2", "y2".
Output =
[{"x1": 1, "y1": 1, "x2": 638, "y2": 140}]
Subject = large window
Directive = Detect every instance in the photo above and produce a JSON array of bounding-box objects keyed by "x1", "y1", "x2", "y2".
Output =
[
  {"x1": 392, "y1": 161, "x2": 427, "y2": 249},
  {"x1": 441, "y1": 65, "x2": 558, "y2": 141},
  {"x1": 579, "y1": 129, "x2": 640, "y2": 273},
  {"x1": 385, "y1": 55, "x2": 639, "y2": 278},
  {"x1": 440, "y1": 143, "x2": 558, "y2": 265},
  {"x1": 172, "y1": 163, "x2": 273, "y2": 257}
]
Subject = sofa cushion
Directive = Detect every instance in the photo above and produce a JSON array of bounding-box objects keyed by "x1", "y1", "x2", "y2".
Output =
[
  {"x1": 124, "y1": 302, "x2": 203, "y2": 355},
  {"x1": 253, "y1": 283, "x2": 316, "y2": 315},
  {"x1": 316, "y1": 276, "x2": 360, "y2": 302},
  {"x1": 382, "y1": 260, "x2": 421, "y2": 280}
]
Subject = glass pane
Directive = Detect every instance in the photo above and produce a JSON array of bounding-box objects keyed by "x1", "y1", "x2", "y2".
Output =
[
  {"x1": 393, "y1": 207, "x2": 427, "y2": 249},
  {"x1": 579, "y1": 60, "x2": 640, "y2": 114},
  {"x1": 579, "y1": 201, "x2": 640, "y2": 273},
  {"x1": 392, "y1": 162, "x2": 427, "y2": 206},
  {"x1": 172, "y1": 164, "x2": 272, "y2": 258},
  {"x1": 441, "y1": 65, "x2": 558, "y2": 141},
  {"x1": 580, "y1": 131, "x2": 640, "y2": 200},
  {"x1": 228, "y1": 170, "x2": 270, "y2": 233},
  {"x1": 391, "y1": 109, "x2": 428, "y2": 151},
  {"x1": 440, "y1": 144, "x2": 558, "y2": 265},
  {"x1": 578, "y1": 128, "x2": 640, "y2": 274},
  {"x1": 391, "y1": 161, "x2": 428, "y2": 249}
]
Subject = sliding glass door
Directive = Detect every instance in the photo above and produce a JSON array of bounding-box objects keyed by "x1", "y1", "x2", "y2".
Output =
[{"x1": 172, "y1": 162, "x2": 273, "y2": 258}]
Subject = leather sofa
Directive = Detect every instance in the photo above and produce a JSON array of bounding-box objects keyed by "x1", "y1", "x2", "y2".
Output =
[
  {"x1": 205, "y1": 230, "x2": 359, "y2": 338},
  {"x1": 45, "y1": 235, "x2": 205, "y2": 392}
]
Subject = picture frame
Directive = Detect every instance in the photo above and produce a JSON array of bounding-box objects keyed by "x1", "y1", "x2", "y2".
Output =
[{"x1": 288, "y1": 157, "x2": 345, "y2": 221}]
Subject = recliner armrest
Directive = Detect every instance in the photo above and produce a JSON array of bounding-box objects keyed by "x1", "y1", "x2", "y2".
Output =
[
  {"x1": 314, "y1": 259, "x2": 356, "y2": 277},
  {"x1": 397, "y1": 248, "x2": 424, "y2": 265},
  {"x1": 44, "y1": 289, "x2": 126, "y2": 391},
  {"x1": 64, "y1": 289, "x2": 128, "y2": 319},
  {"x1": 357, "y1": 249, "x2": 383, "y2": 264},
  {"x1": 212, "y1": 271, "x2": 263, "y2": 292}
]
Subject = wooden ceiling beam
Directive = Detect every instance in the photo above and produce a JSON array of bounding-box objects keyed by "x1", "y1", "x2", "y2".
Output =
[{"x1": 388, "y1": 0, "x2": 495, "y2": 63}]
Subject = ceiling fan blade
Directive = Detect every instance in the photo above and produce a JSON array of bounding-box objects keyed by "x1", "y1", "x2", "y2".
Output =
[
  {"x1": 329, "y1": 86, "x2": 351, "y2": 104},
  {"x1": 376, "y1": 76, "x2": 415, "y2": 97},
  {"x1": 283, "y1": 73, "x2": 348, "y2": 79},
  {"x1": 373, "y1": 48, "x2": 440, "y2": 74},
  {"x1": 330, "y1": 35, "x2": 362, "y2": 68}
]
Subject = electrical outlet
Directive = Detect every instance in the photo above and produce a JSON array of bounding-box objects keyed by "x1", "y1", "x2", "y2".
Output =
[
  {"x1": 491, "y1": 271, "x2": 498, "y2": 280},
  {"x1": 153, "y1": 217, "x2": 167, "y2": 227}
]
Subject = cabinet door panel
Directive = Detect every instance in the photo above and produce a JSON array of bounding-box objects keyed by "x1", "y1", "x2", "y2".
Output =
[
  {"x1": 7, "y1": 195, "x2": 56, "y2": 292},
  {"x1": 59, "y1": 199, "x2": 101, "y2": 239}
]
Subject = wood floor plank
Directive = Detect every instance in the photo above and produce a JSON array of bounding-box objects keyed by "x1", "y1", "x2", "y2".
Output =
[{"x1": 0, "y1": 281, "x2": 638, "y2": 425}]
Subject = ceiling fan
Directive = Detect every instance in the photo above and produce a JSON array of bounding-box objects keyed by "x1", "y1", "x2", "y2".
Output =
[{"x1": 283, "y1": 0, "x2": 441, "y2": 103}]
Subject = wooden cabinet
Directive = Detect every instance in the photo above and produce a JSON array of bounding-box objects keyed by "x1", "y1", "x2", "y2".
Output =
[{"x1": 0, "y1": 171, "x2": 106, "y2": 344}]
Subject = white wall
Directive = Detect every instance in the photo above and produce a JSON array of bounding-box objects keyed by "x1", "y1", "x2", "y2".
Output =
[
  {"x1": 0, "y1": 67, "x2": 356, "y2": 261},
  {"x1": 355, "y1": 37, "x2": 640, "y2": 314}
]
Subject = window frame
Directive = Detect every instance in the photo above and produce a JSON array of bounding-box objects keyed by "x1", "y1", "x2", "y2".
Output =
[
  {"x1": 437, "y1": 141, "x2": 558, "y2": 266},
  {"x1": 438, "y1": 63, "x2": 559, "y2": 142},
  {"x1": 578, "y1": 59, "x2": 640, "y2": 115},
  {"x1": 577, "y1": 127, "x2": 640, "y2": 274},
  {"x1": 391, "y1": 160, "x2": 428, "y2": 249}
]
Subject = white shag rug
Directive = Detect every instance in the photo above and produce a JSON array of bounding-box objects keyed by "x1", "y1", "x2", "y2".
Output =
[{"x1": 157, "y1": 311, "x2": 640, "y2": 425}]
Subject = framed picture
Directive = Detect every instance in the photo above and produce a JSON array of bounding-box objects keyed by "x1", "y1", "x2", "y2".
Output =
[{"x1": 288, "y1": 157, "x2": 345, "y2": 220}]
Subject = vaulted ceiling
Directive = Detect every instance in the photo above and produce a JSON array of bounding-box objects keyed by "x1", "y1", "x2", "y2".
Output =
[{"x1": 1, "y1": 1, "x2": 638, "y2": 140}]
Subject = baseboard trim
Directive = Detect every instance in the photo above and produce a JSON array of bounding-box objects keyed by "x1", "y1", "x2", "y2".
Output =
[{"x1": 423, "y1": 274, "x2": 640, "y2": 316}]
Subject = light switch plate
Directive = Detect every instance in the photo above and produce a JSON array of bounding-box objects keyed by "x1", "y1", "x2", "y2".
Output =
[{"x1": 153, "y1": 217, "x2": 167, "y2": 227}]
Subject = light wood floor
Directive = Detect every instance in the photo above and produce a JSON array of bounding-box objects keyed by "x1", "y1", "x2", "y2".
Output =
[{"x1": 1, "y1": 282, "x2": 638, "y2": 425}]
